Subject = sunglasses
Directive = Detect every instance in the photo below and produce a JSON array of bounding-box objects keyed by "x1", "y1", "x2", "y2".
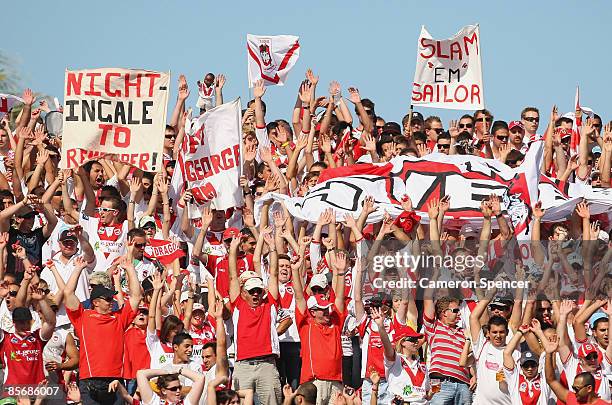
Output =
[
  {"x1": 96, "y1": 207, "x2": 117, "y2": 213},
  {"x1": 510, "y1": 129, "x2": 523, "y2": 134},
  {"x1": 138, "y1": 309, "x2": 149, "y2": 316},
  {"x1": 311, "y1": 286, "x2": 326, "y2": 294},
  {"x1": 523, "y1": 117, "x2": 539, "y2": 123},
  {"x1": 406, "y1": 337, "x2": 419, "y2": 343},
  {"x1": 593, "y1": 123, "x2": 602, "y2": 129},
  {"x1": 254, "y1": 191, "x2": 263, "y2": 197},
  {"x1": 522, "y1": 362, "x2": 538, "y2": 369},
  {"x1": 165, "y1": 134, "x2": 177, "y2": 139},
  {"x1": 477, "y1": 117, "x2": 493, "y2": 122},
  {"x1": 506, "y1": 160, "x2": 519, "y2": 166},
  {"x1": 247, "y1": 288, "x2": 263, "y2": 295},
  {"x1": 489, "y1": 305, "x2": 508, "y2": 311},
  {"x1": 459, "y1": 123, "x2": 473, "y2": 129},
  {"x1": 8, "y1": 291, "x2": 17, "y2": 297},
  {"x1": 134, "y1": 243, "x2": 146, "y2": 249},
  {"x1": 496, "y1": 136, "x2": 509, "y2": 141},
  {"x1": 585, "y1": 353, "x2": 599, "y2": 361},
  {"x1": 437, "y1": 144, "x2": 450, "y2": 149},
  {"x1": 430, "y1": 128, "x2": 444, "y2": 134},
  {"x1": 19, "y1": 213, "x2": 37, "y2": 219},
  {"x1": 447, "y1": 307, "x2": 460, "y2": 313},
  {"x1": 165, "y1": 385, "x2": 182, "y2": 392}
]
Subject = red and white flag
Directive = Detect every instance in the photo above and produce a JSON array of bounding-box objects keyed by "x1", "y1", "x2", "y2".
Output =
[
  {"x1": 176, "y1": 98, "x2": 243, "y2": 210},
  {"x1": 0, "y1": 94, "x2": 24, "y2": 118},
  {"x1": 247, "y1": 34, "x2": 300, "y2": 87},
  {"x1": 570, "y1": 86, "x2": 581, "y2": 156}
]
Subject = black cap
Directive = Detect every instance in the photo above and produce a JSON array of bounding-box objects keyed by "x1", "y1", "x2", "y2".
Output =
[
  {"x1": 59, "y1": 229, "x2": 78, "y2": 242},
  {"x1": 12, "y1": 307, "x2": 33, "y2": 322},
  {"x1": 490, "y1": 297, "x2": 513, "y2": 307},
  {"x1": 141, "y1": 277, "x2": 154, "y2": 292},
  {"x1": 410, "y1": 111, "x2": 424, "y2": 123},
  {"x1": 381, "y1": 122, "x2": 402, "y2": 136},
  {"x1": 90, "y1": 285, "x2": 116, "y2": 301},
  {"x1": 369, "y1": 292, "x2": 393, "y2": 307}
]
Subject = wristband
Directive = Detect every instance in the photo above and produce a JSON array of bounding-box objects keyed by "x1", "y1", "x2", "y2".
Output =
[
  {"x1": 129, "y1": 200, "x2": 135, "y2": 204},
  {"x1": 282, "y1": 141, "x2": 290, "y2": 148}
]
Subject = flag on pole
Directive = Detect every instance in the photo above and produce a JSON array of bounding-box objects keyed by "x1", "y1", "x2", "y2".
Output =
[
  {"x1": 570, "y1": 86, "x2": 581, "y2": 156},
  {"x1": 247, "y1": 34, "x2": 300, "y2": 88}
]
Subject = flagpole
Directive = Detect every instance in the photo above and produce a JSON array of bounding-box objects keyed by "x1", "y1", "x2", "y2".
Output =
[{"x1": 407, "y1": 105, "x2": 413, "y2": 136}]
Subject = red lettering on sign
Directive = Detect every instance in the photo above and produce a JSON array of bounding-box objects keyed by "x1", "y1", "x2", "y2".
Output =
[
  {"x1": 124, "y1": 73, "x2": 142, "y2": 98},
  {"x1": 419, "y1": 38, "x2": 435, "y2": 59},
  {"x1": 66, "y1": 72, "x2": 83, "y2": 96},
  {"x1": 144, "y1": 73, "x2": 161, "y2": 97},
  {"x1": 105, "y1": 73, "x2": 122, "y2": 97},
  {"x1": 84, "y1": 72, "x2": 102, "y2": 96},
  {"x1": 191, "y1": 183, "x2": 217, "y2": 204}
]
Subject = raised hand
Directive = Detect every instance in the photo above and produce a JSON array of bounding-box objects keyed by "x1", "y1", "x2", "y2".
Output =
[
  {"x1": 215, "y1": 74, "x2": 226, "y2": 89},
  {"x1": 401, "y1": 194, "x2": 413, "y2": 212},
  {"x1": 151, "y1": 272, "x2": 164, "y2": 290},
  {"x1": 318, "y1": 208, "x2": 333, "y2": 225},
  {"x1": 329, "y1": 81, "x2": 341, "y2": 98},
  {"x1": 178, "y1": 74, "x2": 190, "y2": 101},
  {"x1": 559, "y1": 299, "x2": 575, "y2": 317},
  {"x1": 370, "y1": 306, "x2": 384, "y2": 327},
  {"x1": 362, "y1": 196, "x2": 377, "y2": 214},
  {"x1": 480, "y1": 199, "x2": 493, "y2": 219},
  {"x1": 259, "y1": 145, "x2": 272, "y2": 163},
  {"x1": 299, "y1": 81, "x2": 313, "y2": 104},
  {"x1": 253, "y1": 79, "x2": 266, "y2": 99},
  {"x1": 273, "y1": 210, "x2": 285, "y2": 229},
  {"x1": 343, "y1": 213, "x2": 357, "y2": 228},
  {"x1": 22, "y1": 88, "x2": 35, "y2": 105},
  {"x1": 575, "y1": 201, "x2": 590, "y2": 219},
  {"x1": 305, "y1": 69, "x2": 319, "y2": 86},
  {"x1": 428, "y1": 197, "x2": 440, "y2": 220},
  {"x1": 201, "y1": 206, "x2": 213, "y2": 227},
  {"x1": 416, "y1": 143, "x2": 430, "y2": 157},
  {"x1": 362, "y1": 132, "x2": 376, "y2": 152},
  {"x1": 380, "y1": 212, "x2": 394, "y2": 235},
  {"x1": 129, "y1": 176, "x2": 141, "y2": 195},
  {"x1": 532, "y1": 201, "x2": 545, "y2": 219},
  {"x1": 320, "y1": 134, "x2": 332, "y2": 153},
  {"x1": 243, "y1": 143, "x2": 257, "y2": 162},
  {"x1": 542, "y1": 334, "x2": 560, "y2": 354},
  {"x1": 35, "y1": 149, "x2": 50, "y2": 166},
  {"x1": 347, "y1": 87, "x2": 361, "y2": 104},
  {"x1": 448, "y1": 120, "x2": 459, "y2": 138}
]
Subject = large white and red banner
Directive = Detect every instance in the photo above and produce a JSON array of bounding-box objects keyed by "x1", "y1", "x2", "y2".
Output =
[
  {"x1": 177, "y1": 98, "x2": 242, "y2": 210},
  {"x1": 0, "y1": 94, "x2": 24, "y2": 118},
  {"x1": 412, "y1": 25, "x2": 484, "y2": 110},
  {"x1": 60, "y1": 68, "x2": 169, "y2": 171},
  {"x1": 247, "y1": 34, "x2": 300, "y2": 87},
  {"x1": 257, "y1": 142, "x2": 612, "y2": 234}
]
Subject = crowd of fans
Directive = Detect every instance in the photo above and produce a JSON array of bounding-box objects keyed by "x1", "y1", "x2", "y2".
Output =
[{"x1": 0, "y1": 68, "x2": 609, "y2": 405}]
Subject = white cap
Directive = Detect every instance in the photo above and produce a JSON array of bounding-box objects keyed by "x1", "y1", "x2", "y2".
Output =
[
  {"x1": 239, "y1": 271, "x2": 259, "y2": 284},
  {"x1": 306, "y1": 294, "x2": 333, "y2": 310},
  {"x1": 180, "y1": 291, "x2": 190, "y2": 302},
  {"x1": 460, "y1": 223, "x2": 479, "y2": 239},
  {"x1": 243, "y1": 277, "x2": 265, "y2": 291},
  {"x1": 193, "y1": 303, "x2": 205, "y2": 311},
  {"x1": 138, "y1": 215, "x2": 156, "y2": 228},
  {"x1": 309, "y1": 274, "x2": 328, "y2": 289},
  {"x1": 598, "y1": 230, "x2": 610, "y2": 244}
]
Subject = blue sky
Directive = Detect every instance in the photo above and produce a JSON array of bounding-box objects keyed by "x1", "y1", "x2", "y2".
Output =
[{"x1": 4, "y1": 1, "x2": 611, "y2": 126}]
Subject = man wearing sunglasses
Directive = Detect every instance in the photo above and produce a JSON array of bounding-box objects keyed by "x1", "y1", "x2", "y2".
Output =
[
  {"x1": 228, "y1": 234, "x2": 282, "y2": 405},
  {"x1": 423, "y1": 294, "x2": 471, "y2": 405},
  {"x1": 64, "y1": 240, "x2": 142, "y2": 404},
  {"x1": 424, "y1": 116, "x2": 444, "y2": 150},
  {"x1": 491, "y1": 120, "x2": 510, "y2": 161},
  {"x1": 520, "y1": 107, "x2": 540, "y2": 142},
  {"x1": 40, "y1": 228, "x2": 96, "y2": 328},
  {"x1": 80, "y1": 196, "x2": 128, "y2": 275},
  {"x1": 458, "y1": 114, "x2": 475, "y2": 136}
]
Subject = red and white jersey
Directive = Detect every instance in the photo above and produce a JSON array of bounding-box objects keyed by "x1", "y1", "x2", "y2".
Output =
[
  {"x1": 189, "y1": 314, "x2": 217, "y2": 365},
  {"x1": 145, "y1": 329, "x2": 175, "y2": 369},
  {"x1": 278, "y1": 281, "x2": 300, "y2": 343},
  {"x1": 231, "y1": 295, "x2": 279, "y2": 361},
  {"x1": 561, "y1": 354, "x2": 611, "y2": 401},
  {"x1": 384, "y1": 354, "x2": 429, "y2": 404},
  {"x1": 358, "y1": 313, "x2": 402, "y2": 378},
  {"x1": 202, "y1": 231, "x2": 227, "y2": 257},
  {"x1": 504, "y1": 365, "x2": 551, "y2": 405},
  {"x1": 0, "y1": 330, "x2": 48, "y2": 385},
  {"x1": 473, "y1": 331, "x2": 519, "y2": 405},
  {"x1": 207, "y1": 254, "x2": 254, "y2": 299},
  {"x1": 79, "y1": 214, "x2": 128, "y2": 273}
]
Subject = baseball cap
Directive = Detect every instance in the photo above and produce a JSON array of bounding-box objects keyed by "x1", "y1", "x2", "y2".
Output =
[
  {"x1": 598, "y1": 230, "x2": 610, "y2": 244},
  {"x1": 381, "y1": 122, "x2": 402, "y2": 136},
  {"x1": 243, "y1": 277, "x2": 265, "y2": 291},
  {"x1": 578, "y1": 343, "x2": 601, "y2": 360},
  {"x1": 490, "y1": 297, "x2": 513, "y2": 308},
  {"x1": 368, "y1": 292, "x2": 393, "y2": 307},
  {"x1": 12, "y1": 307, "x2": 33, "y2": 322},
  {"x1": 239, "y1": 271, "x2": 259, "y2": 284},
  {"x1": 307, "y1": 294, "x2": 333, "y2": 310},
  {"x1": 58, "y1": 229, "x2": 78, "y2": 243},
  {"x1": 308, "y1": 273, "x2": 328, "y2": 290},
  {"x1": 193, "y1": 303, "x2": 205, "y2": 312},
  {"x1": 222, "y1": 227, "x2": 240, "y2": 241},
  {"x1": 138, "y1": 216, "x2": 156, "y2": 229},
  {"x1": 508, "y1": 121, "x2": 524, "y2": 131},
  {"x1": 519, "y1": 351, "x2": 539, "y2": 366},
  {"x1": 90, "y1": 285, "x2": 116, "y2": 301},
  {"x1": 141, "y1": 277, "x2": 154, "y2": 292},
  {"x1": 590, "y1": 312, "x2": 609, "y2": 329},
  {"x1": 180, "y1": 291, "x2": 191, "y2": 303},
  {"x1": 592, "y1": 146, "x2": 602, "y2": 156},
  {"x1": 558, "y1": 128, "x2": 572, "y2": 139},
  {"x1": 460, "y1": 223, "x2": 479, "y2": 239},
  {"x1": 393, "y1": 325, "x2": 423, "y2": 344},
  {"x1": 410, "y1": 111, "x2": 424, "y2": 123}
]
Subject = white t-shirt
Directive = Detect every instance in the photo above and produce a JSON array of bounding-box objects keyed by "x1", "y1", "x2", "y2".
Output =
[
  {"x1": 143, "y1": 391, "x2": 198, "y2": 405},
  {"x1": 384, "y1": 354, "x2": 429, "y2": 404},
  {"x1": 79, "y1": 214, "x2": 128, "y2": 273},
  {"x1": 504, "y1": 364, "x2": 553, "y2": 405},
  {"x1": 0, "y1": 300, "x2": 41, "y2": 333},
  {"x1": 473, "y1": 331, "x2": 518, "y2": 405},
  {"x1": 146, "y1": 328, "x2": 175, "y2": 369}
]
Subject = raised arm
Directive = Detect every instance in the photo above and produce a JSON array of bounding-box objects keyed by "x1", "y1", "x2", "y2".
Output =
[
  {"x1": 543, "y1": 337, "x2": 568, "y2": 403},
  {"x1": 263, "y1": 231, "x2": 279, "y2": 300},
  {"x1": 169, "y1": 75, "x2": 189, "y2": 131},
  {"x1": 469, "y1": 287, "x2": 496, "y2": 342},
  {"x1": 328, "y1": 249, "x2": 347, "y2": 312},
  {"x1": 228, "y1": 236, "x2": 241, "y2": 303},
  {"x1": 372, "y1": 306, "x2": 395, "y2": 361},
  {"x1": 503, "y1": 324, "x2": 529, "y2": 370},
  {"x1": 253, "y1": 80, "x2": 266, "y2": 129},
  {"x1": 31, "y1": 285, "x2": 56, "y2": 340},
  {"x1": 62, "y1": 256, "x2": 88, "y2": 311},
  {"x1": 347, "y1": 87, "x2": 373, "y2": 134}
]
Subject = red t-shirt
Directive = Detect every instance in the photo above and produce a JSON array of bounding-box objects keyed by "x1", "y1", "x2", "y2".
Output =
[
  {"x1": 295, "y1": 304, "x2": 346, "y2": 383},
  {"x1": 67, "y1": 303, "x2": 137, "y2": 378},
  {"x1": 231, "y1": 295, "x2": 279, "y2": 361},
  {"x1": 0, "y1": 330, "x2": 47, "y2": 386},
  {"x1": 123, "y1": 326, "x2": 150, "y2": 380},
  {"x1": 564, "y1": 392, "x2": 610, "y2": 405}
]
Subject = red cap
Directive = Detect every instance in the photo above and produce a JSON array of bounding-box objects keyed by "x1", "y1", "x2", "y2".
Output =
[
  {"x1": 222, "y1": 227, "x2": 240, "y2": 241},
  {"x1": 508, "y1": 121, "x2": 524, "y2": 131},
  {"x1": 577, "y1": 343, "x2": 601, "y2": 361},
  {"x1": 393, "y1": 325, "x2": 423, "y2": 344}
]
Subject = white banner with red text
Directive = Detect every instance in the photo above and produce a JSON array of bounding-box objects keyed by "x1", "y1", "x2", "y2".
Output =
[
  {"x1": 60, "y1": 68, "x2": 169, "y2": 171},
  {"x1": 177, "y1": 98, "x2": 243, "y2": 210},
  {"x1": 247, "y1": 34, "x2": 300, "y2": 87},
  {"x1": 412, "y1": 24, "x2": 484, "y2": 110}
]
